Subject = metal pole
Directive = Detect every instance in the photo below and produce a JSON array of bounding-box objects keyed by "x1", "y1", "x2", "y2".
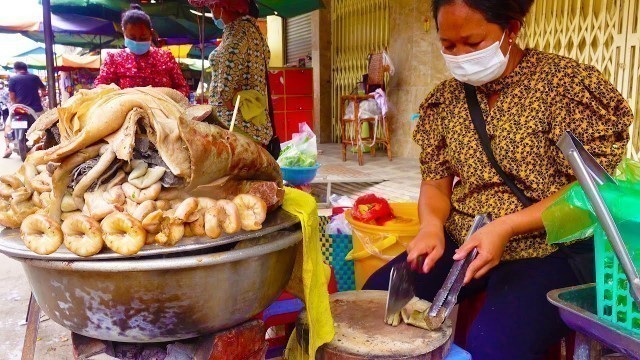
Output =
[
  {"x1": 20, "y1": 294, "x2": 41, "y2": 360},
  {"x1": 200, "y1": 9, "x2": 205, "y2": 104},
  {"x1": 557, "y1": 132, "x2": 640, "y2": 307},
  {"x1": 42, "y1": 0, "x2": 57, "y2": 108}
]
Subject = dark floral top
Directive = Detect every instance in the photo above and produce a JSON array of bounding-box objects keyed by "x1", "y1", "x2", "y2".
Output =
[
  {"x1": 413, "y1": 49, "x2": 633, "y2": 260},
  {"x1": 95, "y1": 47, "x2": 190, "y2": 98},
  {"x1": 209, "y1": 16, "x2": 272, "y2": 145}
]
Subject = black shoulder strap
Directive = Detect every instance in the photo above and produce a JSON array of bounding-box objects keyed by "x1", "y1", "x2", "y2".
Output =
[
  {"x1": 463, "y1": 83, "x2": 533, "y2": 207},
  {"x1": 264, "y1": 63, "x2": 276, "y2": 135}
]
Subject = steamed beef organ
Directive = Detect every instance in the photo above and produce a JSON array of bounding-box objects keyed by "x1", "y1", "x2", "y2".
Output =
[{"x1": 0, "y1": 86, "x2": 283, "y2": 256}]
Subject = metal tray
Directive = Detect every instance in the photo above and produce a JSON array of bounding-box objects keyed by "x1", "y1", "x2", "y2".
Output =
[
  {"x1": 0, "y1": 208, "x2": 299, "y2": 261},
  {"x1": 547, "y1": 284, "x2": 640, "y2": 358}
]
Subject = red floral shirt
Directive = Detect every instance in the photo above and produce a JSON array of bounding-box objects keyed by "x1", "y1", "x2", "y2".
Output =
[{"x1": 94, "y1": 47, "x2": 190, "y2": 98}]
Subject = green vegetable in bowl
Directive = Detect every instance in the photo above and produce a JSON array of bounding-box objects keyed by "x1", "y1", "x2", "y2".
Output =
[{"x1": 277, "y1": 125, "x2": 318, "y2": 168}]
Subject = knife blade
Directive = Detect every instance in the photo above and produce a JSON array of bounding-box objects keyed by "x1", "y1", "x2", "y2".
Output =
[{"x1": 385, "y1": 261, "x2": 416, "y2": 323}]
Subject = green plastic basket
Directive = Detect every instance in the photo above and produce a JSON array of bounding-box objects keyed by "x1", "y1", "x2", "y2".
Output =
[{"x1": 595, "y1": 221, "x2": 640, "y2": 335}]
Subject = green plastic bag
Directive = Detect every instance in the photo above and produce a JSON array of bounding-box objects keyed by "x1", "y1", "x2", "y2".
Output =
[
  {"x1": 277, "y1": 123, "x2": 317, "y2": 168},
  {"x1": 543, "y1": 159, "x2": 640, "y2": 244}
]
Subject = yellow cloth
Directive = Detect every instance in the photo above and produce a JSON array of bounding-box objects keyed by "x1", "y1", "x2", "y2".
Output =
[
  {"x1": 282, "y1": 188, "x2": 335, "y2": 359},
  {"x1": 233, "y1": 90, "x2": 267, "y2": 127}
]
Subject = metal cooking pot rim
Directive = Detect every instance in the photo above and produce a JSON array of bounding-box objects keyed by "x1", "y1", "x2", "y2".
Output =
[
  {"x1": 0, "y1": 209, "x2": 299, "y2": 261},
  {"x1": 16, "y1": 231, "x2": 301, "y2": 272}
]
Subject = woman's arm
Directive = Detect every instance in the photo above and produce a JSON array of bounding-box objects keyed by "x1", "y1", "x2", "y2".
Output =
[
  {"x1": 455, "y1": 183, "x2": 572, "y2": 284},
  {"x1": 496, "y1": 183, "x2": 571, "y2": 237},
  {"x1": 406, "y1": 176, "x2": 454, "y2": 273},
  {"x1": 94, "y1": 54, "x2": 117, "y2": 87}
]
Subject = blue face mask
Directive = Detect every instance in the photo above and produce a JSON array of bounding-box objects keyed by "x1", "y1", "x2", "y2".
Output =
[
  {"x1": 125, "y1": 38, "x2": 151, "y2": 55},
  {"x1": 214, "y1": 9, "x2": 225, "y2": 30}
]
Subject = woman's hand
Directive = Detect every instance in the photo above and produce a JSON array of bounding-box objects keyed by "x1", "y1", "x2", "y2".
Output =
[
  {"x1": 453, "y1": 219, "x2": 514, "y2": 284},
  {"x1": 406, "y1": 227, "x2": 446, "y2": 274}
]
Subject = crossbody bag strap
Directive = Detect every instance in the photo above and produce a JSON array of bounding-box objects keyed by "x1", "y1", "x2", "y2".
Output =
[
  {"x1": 264, "y1": 62, "x2": 276, "y2": 133},
  {"x1": 463, "y1": 83, "x2": 533, "y2": 207},
  {"x1": 462, "y1": 84, "x2": 590, "y2": 278}
]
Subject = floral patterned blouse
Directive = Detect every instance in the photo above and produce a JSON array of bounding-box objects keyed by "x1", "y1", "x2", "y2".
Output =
[
  {"x1": 413, "y1": 49, "x2": 633, "y2": 261},
  {"x1": 209, "y1": 16, "x2": 273, "y2": 145},
  {"x1": 94, "y1": 47, "x2": 190, "y2": 98}
]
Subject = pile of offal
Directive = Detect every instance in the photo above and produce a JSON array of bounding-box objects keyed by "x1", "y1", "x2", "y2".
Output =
[{"x1": 0, "y1": 85, "x2": 284, "y2": 257}]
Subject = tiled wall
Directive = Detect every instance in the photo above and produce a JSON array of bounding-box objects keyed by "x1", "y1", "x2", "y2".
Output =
[{"x1": 386, "y1": 0, "x2": 450, "y2": 158}]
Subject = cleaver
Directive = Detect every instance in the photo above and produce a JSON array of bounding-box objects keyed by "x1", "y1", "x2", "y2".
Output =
[{"x1": 385, "y1": 260, "x2": 417, "y2": 324}]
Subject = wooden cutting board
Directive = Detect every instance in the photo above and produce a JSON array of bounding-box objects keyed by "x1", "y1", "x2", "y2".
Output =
[{"x1": 297, "y1": 290, "x2": 453, "y2": 359}]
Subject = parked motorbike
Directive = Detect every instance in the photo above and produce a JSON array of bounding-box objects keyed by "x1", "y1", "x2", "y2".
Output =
[{"x1": 5, "y1": 104, "x2": 38, "y2": 161}]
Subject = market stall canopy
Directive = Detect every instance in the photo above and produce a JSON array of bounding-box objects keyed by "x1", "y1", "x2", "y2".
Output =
[
  {"x1": 24, "y1": 32, "x2": 121, "y2": 50},
  {"x1": 0, "y1": 10, "x2": 115, "y2": 35},
  {"x1": 45, "y1": 0, "x2": 324, "y2": 45},
  {"x1": 4, "y1": 50, "x2": 60, "y2": 71},
  {"x1": 164, "y1": 41, "x2": 220, "y2": 60},
  {"x1": 58, "y1": 54, "x2": 101, "y2": 71},
  {"x1": 47, "y1": 0, "x2": 325, "y2": 28},
  {"x1": 4, "y1": 48, "x2": 101, "y2": 71},
  {"x1": 48, "y1": 0, "x2": 221, "y2": 44},
  {"x1": 165, "y1": 45, "x2": 193, "y2": 59},
  {"x1": 13, "y1": 47, "x2": 47, "y2": 57},
  {"x1": 187, "y1": 44, "x2": 219, "y2": 59},
  {"x1": 257, "y1": 0, "x2": 325, "y2": 18},
  {"x1": 176, "y1": 58, "x2": 211, "y2": 72},
  {"x1": 0, "y1": 3, "x2": 120, "y2": 48}
]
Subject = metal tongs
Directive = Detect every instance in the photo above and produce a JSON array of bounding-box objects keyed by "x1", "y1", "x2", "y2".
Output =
[
  {"x1": 557, "y1": 131, "x2": 640, "y2": 307},
  {"x1": 424, "y1": 214, "x2": 491, "y2": 329}
]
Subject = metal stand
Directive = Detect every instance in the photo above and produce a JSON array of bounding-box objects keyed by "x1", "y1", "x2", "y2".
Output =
[
  {"x1": 557, "y1": 131, "x2": 640, "y2": 307},
  {"x1": 21, "y1": 294, "x2": 40, "y2": 360}
]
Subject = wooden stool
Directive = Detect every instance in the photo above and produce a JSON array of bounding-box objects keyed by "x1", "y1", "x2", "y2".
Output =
[
  {"x1": 340, "y1": 95, "x2": 392, "y2": 166},
  {"x1": 297, "y1": 291, "x2": 453, "y2": 359}
]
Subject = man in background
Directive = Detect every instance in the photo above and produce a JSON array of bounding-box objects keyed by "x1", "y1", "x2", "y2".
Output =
[
  {"x1": 9, "y1": 61, "x2": 45, "y2": 113},
  {"x1": 5, "y1": 62, "x2": 46, "y2": 157}
]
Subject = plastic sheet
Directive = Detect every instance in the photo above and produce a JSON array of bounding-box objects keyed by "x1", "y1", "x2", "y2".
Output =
[
  {"x1": 346, "y1": 230, "x2": 400, "y2": 261},
  {"x1": 326, "y1": 213, "x2": 352, "y2": 235},
  {"x1": 330, "y1": 194, "x2": 353, "y2": 208},
  {"x1": 343, "y1": 99, "x2": 382, "y2": 120},
  {"x1": 350, "y1": 194, "x2": 395, "y2": 225},
  {"x1": 543, "y1": 159, "x2": 640, "y2": 244}
]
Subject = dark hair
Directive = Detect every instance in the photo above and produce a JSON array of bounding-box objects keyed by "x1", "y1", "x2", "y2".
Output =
[
  {"x1": 431, "y1": 0, "x2": 534, "y2": 29},
  {"x1": 151, "y1": 30, "x2": 160, "y2": 47},
  {"x1": 248, "y1": 0, "x2": 260, "y2": 19},
  {"x1": 13, "y1": 62, "x2": 28, "y2": 72},
  {"x1": 122, "y1": 4, "x2": 152, "y2": 30}
]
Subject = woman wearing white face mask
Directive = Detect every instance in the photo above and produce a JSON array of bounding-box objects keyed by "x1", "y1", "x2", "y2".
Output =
[
  {"x1": 94, "y1": 4, "x2": 189, "y2": 97},
  {"x1": 363, "y1": 0, "x2": 633, "y2": 358}
]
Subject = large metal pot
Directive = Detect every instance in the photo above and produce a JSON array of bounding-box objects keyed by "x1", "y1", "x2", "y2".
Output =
[{"x1": 11, "y1": 229, "x2": 301, "y2": 342}]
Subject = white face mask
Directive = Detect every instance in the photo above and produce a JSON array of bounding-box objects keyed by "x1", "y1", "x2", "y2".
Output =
[{"x1": 441, "y1": 32, "x2": 512, "y2": 86}]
